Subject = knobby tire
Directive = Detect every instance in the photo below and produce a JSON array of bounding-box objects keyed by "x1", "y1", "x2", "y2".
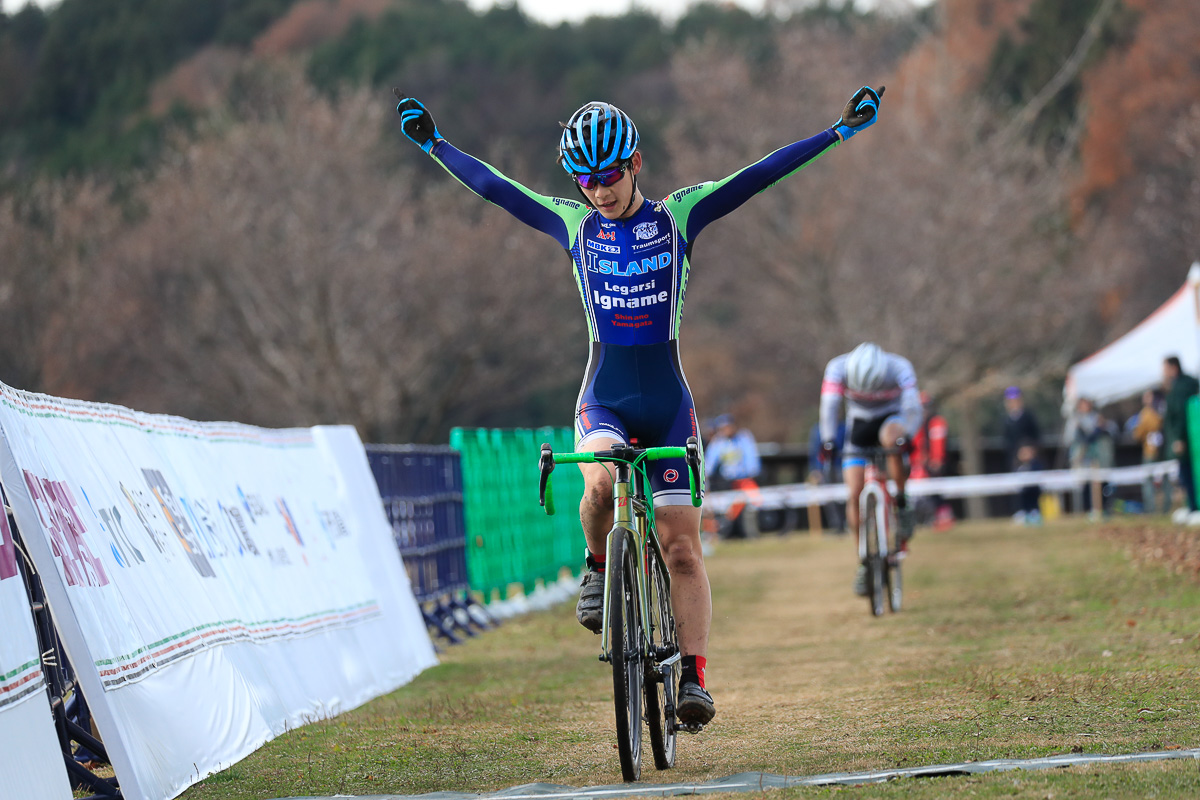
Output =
[
  {"x1": 887, "y1": 508, "x2": 904, "y2": 612},
  {"x1": 864, "y1": 494, "x2": 886, "y2": 617},
  {"x1": 644, "y1": 545, "x2": 677, "y2": 770},
  {"x1": 608, "y1": 530, "x2": 643, "y2": 781}
]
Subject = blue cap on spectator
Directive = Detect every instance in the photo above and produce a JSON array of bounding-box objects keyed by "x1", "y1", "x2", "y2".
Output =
[
  {"x1": 714, "y1": 414, "x2": 734, "y2": 428},
  {"x1": 1004, "y1": 386, "x2": 1022, "y2": 399}
]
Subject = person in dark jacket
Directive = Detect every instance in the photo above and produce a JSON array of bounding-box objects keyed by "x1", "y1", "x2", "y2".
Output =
[
  {"x1": 1002, "y1": 387, "x2": 1041, "y2": 470},
  {"x1": 1163, "y1": 356, "x2": 1200, "y2": 513},
  {"x1": 1002, "y1": 386, "x2": 1041, "y2": 520}
]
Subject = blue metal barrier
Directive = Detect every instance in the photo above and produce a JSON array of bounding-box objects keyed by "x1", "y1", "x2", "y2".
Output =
[{"x1": 365, "y1": 444, "x2": 495, "y2": 644}]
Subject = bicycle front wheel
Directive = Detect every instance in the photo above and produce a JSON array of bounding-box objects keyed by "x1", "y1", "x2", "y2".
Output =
[
  {"x1": 644, "y1": 544, "x2": 677, "y2": 771},
  {"x1": 863, "y1": 494, "x2": 886, "y2": 617},
  {"x1": 608, "y1": 529, "x2": 643, "y2": 782},
  {"x1": 886, "y1": 512, "x2": 903, "y2": 612}
]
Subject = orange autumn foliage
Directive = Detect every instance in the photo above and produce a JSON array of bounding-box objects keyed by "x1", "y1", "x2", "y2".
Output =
[
  {"x1": 253, "y1": 0, "x2": 392, "y2": 57},
  {"x1": 1074, "y1": 0, "x2": 1200, "y2": 217}
]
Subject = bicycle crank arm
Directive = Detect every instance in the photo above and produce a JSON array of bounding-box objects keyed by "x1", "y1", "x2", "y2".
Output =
[{"x1": 666, "y1": 706, "x2": 705, "y2": 734}]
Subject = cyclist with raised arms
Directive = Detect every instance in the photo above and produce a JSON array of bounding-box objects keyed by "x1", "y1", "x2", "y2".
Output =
[
  {"x1": 394, "y1": 84, "x2": 884, "y2": 729},
  {"x1": 819, "y1": 343, "x2": 923, "y2": 595}
]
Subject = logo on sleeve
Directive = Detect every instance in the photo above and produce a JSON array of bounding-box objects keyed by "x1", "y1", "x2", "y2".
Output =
[
  {"x1": 663, "y1": 469, "x2": 680, "y2": 483},
  {"x1": 633, "y1": 221, "x2": 659, "y2": 240},
  {"x1": 670, "y1": 185, "x2": 702, "y2": 202}
]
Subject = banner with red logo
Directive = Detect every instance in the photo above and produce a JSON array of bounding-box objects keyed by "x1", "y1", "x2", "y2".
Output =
[
  {"x1": 0, "y1": 501, "x2": 73, "y2": 800},
  {"x1": 0, "y1": 383, "x2": 436, "y2": 800}
]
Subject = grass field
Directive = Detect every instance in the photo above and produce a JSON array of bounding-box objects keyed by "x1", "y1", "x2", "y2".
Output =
[{"x1": 178, "y1": 517, "x2": 1200, "y2": 800}]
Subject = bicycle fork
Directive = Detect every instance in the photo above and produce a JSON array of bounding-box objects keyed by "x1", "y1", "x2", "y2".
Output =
[
  {"x1": 599, "y1": 473, "x2": 652, "y2": 663},
  {"x1": 857, "y1": 482, "x2": 891, "y2": 563}
]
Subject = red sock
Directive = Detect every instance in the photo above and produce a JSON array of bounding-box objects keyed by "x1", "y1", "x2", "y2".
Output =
[
  {"x1": 586, "y1": 550, "x2": 606, "y2": 573},
  {"x1": 682, "y1": 655, "x2": 707, "y2": 689}
]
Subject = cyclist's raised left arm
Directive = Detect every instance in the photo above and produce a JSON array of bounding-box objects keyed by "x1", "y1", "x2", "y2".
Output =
[
  {"x1": 667, "y1": 131, "x2": 837, "y2": 240},
  {"x1": 668, "y1": 85, "x2": 883, "y2": 240}
]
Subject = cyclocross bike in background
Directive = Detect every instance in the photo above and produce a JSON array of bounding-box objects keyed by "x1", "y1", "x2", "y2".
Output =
[
  {"x1": 859, "y1": 442, "x2": 907, "y2": 617},
  {"x1": 538, "y1": 437, "x2": 703, "y2": 782}
]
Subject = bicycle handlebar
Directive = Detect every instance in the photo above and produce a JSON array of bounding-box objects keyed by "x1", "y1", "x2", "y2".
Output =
[
  {"x1": 538, "y1": 443, "x2": 557, "y2": 516},
  {"x1": 863, "y1": 438, "x2": 910, "y2": 457},
  {"x1": 538, "y1": 437, "x2": 703, "y2": 515},
  {"x1": 852, "y1": 440, "x2": 912, "y2": 468}
]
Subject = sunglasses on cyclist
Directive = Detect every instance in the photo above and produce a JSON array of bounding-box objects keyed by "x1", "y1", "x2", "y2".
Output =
[{"x1": 573, "y1": 164, "x2": 627, "y2": 190}]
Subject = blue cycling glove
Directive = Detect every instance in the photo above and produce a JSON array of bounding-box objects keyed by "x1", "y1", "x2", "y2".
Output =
[
  {"x1": 394, "y1": 88, "x2": 442, "y2": 153},
  {"x1": 833, "y1": 85, "x2": 884, "y2": 141}
]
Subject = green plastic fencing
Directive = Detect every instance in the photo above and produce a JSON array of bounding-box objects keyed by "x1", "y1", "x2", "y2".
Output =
[
  {"x1": 449, "y1": 426, "x2": 587, "y2": 600},
  {"x1": 1188, "y1": 396, "x2": 1200, "y2": 502}
]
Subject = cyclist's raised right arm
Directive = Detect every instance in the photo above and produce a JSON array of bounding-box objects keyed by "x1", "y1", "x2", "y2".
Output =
[
  {"x1": 430, "y1": 142, "x2": 584, "y2": 248},
  {"x1": 395, "y1": 92, "x2": 585, "y2": 249}
]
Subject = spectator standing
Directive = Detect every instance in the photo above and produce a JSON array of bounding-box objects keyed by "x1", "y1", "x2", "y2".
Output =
[
  {"x1": 1002, "y1": 387, "x2": 1040, "y2": 469},
  {"x1": 911, "y1": 392, "x2": 953, "y2": 530},
  {"x1": 809, "y1": 419, "x2": 846, "y2": 533},
  {"x1": 910, "y1": 392, "x2": 947, "y2": 480},
  {"x1": 1163, "y1": 356, "x2": 1200, "y2": 515},
  {"x1": 1131, "y1": 389, "x2": 1167, "y2": 514},
  {"x1": 705, "y1": 414, "x2": 762, "y2": 536},
  {"x1": 1013, "y1": 438, "x2": 1045, "y2": 525},
  {"x1": 1003, "y1": 387, "x2": 1042, "y2": 522},
  {"x1": 1067, "y1": 397, "x2": 1118, "y2": 518}
]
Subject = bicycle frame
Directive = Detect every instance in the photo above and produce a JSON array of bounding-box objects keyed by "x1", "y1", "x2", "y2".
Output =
[
  {"x1": 599, "y1": 458, "x2": 656, "y2": 663},
  {"x1": 857, "y1": 456, "x2": 893, "y2": 564},
  {"x1": 538, "y1": 441, "x2": 701, "y2": 663}
]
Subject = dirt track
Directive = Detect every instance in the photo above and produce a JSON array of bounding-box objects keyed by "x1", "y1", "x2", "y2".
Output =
[{"x1": 183, "y1": 518, "x2": 1200, "y2": 799}]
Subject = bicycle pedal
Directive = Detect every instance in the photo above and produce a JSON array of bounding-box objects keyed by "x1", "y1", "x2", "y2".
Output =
[{"x1": 677, "y1": 721, "x2": 705, "y2": 734}]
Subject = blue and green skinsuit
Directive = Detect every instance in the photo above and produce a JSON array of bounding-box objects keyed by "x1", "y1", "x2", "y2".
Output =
[{"x1": 427, "y1": 130, "x2": 839, "y2": 504}]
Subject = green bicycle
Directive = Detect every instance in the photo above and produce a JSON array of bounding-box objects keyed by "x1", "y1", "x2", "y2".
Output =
[{"x1": 538, "y1": 436, "x2": 703, "y2": 782}]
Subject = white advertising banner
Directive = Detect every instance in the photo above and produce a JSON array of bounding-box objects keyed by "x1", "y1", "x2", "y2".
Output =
[
  {"x1": 0, "y1": 503, "x2": 73, "y2": 800},
  {"x1": 0, "y1": 383, "x2": 437, "y2": 800}
]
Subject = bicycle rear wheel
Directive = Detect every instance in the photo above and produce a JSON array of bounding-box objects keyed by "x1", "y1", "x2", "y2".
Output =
[
  {"x1": 608, "y1": 529, "x2": 643, "y2": 781},
  {"x1": 886, "y1": 511, "x2": 903, "y2": 612},
  {"x1": 644, "y1": 545, "x2": 677, "y2": 770},
  {"x1": 863, "y1": 494, "x2": 886, "y2": 617}
]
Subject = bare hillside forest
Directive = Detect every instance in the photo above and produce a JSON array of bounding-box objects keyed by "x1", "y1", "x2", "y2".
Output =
[{"x1": 0, "y1": 0, "x2": 1196, "y2": 444}]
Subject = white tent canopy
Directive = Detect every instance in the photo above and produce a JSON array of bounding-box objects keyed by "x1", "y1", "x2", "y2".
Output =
[{"x1": 1064, "y1": 262, "x2": 1200, "y2": 409}]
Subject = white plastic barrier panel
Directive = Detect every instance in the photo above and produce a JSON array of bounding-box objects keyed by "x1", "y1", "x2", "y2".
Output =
[
  {"x1": 0, "y1": 382, "x2": 437, "y2": 800},
  {"x1": 0, "y1": 503, "x2": 73, "y2": 800}
]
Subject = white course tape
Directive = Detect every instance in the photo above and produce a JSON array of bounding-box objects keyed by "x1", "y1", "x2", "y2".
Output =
[{"x1": 704, "y1": 461, "x2": 1180, "y2": 514}]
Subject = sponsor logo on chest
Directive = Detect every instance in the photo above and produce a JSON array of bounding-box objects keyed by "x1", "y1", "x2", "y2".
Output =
[
  {"x1": 585, "y1": 252, "x2": 673, "y2": 276},
  {"x1": 633, "y1": 221, "x2": 658, "y2": 240}
]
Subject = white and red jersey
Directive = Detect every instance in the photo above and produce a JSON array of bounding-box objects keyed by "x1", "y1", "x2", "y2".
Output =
[{"x1": 819, "y1": 351, "x2": 922, "y2": 444}]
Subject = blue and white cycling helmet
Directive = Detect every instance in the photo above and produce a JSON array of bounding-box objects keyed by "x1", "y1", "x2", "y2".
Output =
[
  {"x1": 845, "y1": 342, "x2": 887, "y2": 393},
  {"x1": 559, "y1": 101, "x2": 639, "y2": 174}
]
